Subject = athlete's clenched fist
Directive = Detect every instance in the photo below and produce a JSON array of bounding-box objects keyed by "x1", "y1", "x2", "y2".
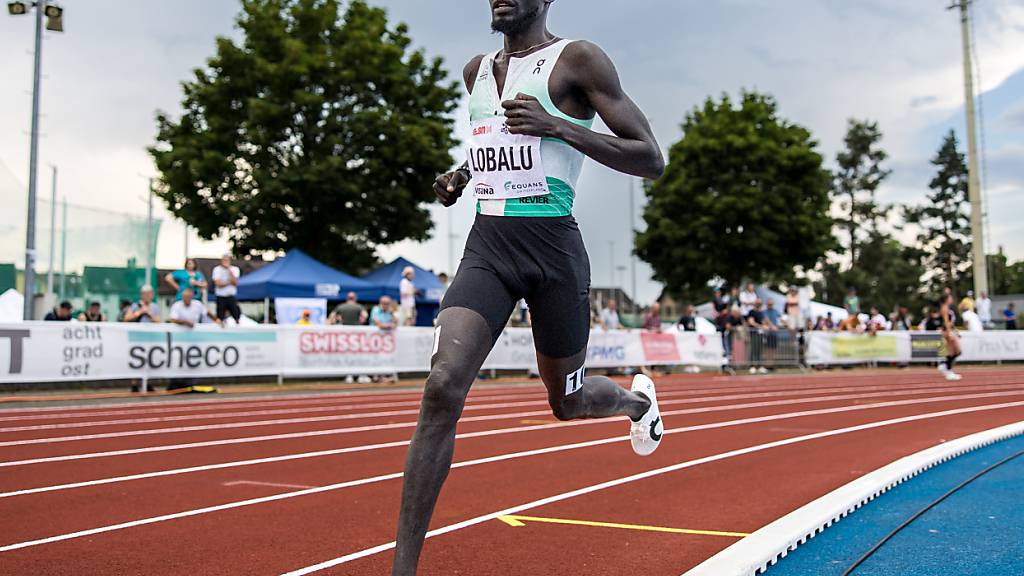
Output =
[
  {"x1": 433, "y1": 167, "x2": 470, "y2": 207},
  {"x1": 502, "y1": 93, "x2": 561, "y2": 138}
]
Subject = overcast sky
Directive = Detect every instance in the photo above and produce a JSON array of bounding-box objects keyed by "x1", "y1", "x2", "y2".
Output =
[{"x1": 1, "y1": 0, "x2": 1022, "y2": 303}]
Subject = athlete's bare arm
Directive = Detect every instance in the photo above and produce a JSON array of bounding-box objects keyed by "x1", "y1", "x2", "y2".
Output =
[{"x1": 502, "y1": 41, "x2": 664, "y2": 179}]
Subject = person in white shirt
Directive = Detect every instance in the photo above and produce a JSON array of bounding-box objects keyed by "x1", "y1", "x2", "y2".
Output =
[
  {"x1": 599, "y1": 299, "x2": 621, "y2": 330},
  {"x1": 962, "y1": 307, "x2": 984, "y2": 333},
  {"x1": 212, "y1": 253, "x2": 242, "y2": 323},
  {"x1": 975, "y1": 290, "x2": 993, "y2": 328},
  {"x1": 398, "y1": 266, "x2": 418, "y2": 327},
  {"x1": 169, "y1": 288, "x2": 220, "y2": 328},
  {"x1": 867, "y1": 306, "x2": 890, "y2": 332},
  {"x1": 739, "y1": 282, "x2": 758, "y2": 315}
]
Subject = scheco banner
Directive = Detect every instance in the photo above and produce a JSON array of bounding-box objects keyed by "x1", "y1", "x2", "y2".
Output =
[{"x1": 0, "y1": 323, "x2": 725, "y2": 384}]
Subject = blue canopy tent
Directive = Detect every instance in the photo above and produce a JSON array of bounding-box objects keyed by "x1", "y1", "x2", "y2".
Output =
[
  {"x1": 236, "y1": 249, "x2": 381, "y2": 302},
  {"x1": 362, "y1": 257, "x2": 445, "y2": 326}
]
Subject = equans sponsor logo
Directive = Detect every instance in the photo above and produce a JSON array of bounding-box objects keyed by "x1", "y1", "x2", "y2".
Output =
[
  {"x1": 475, "y1": 182, "x2": 496, "y2": 196},
  {"x1": 468, "y1": 146, "x2": 536, "y2": 172},
  {"x1": 504, "y1": 180, "x2": 546, "y2": 194},
  {"x1": 129, "y1": 333, "x2": 241, "y2": 370},
  {"x1": 0, "y1": 329, "x2": 30, "y2": 375},
  {"x1": 300, "y1": 331, "x2": 397, "y2": 355}
]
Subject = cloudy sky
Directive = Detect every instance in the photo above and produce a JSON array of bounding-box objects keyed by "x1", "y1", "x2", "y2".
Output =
[{"x1": 1, "y1": 0, "x2": 1022, "y2": 303}]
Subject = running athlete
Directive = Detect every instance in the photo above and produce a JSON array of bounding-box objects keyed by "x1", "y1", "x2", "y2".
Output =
[
  {"x1": 391, "y1": 1, "x2": 665, "y2": 573},
  {"x1": 937, "y1": 292, "x2": 962, "y2": 381}
]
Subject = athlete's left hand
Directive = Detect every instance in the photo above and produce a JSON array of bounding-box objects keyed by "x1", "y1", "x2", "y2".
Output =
[{"x1": 502, "y1": 93, "x2": 562, "y2": 138}]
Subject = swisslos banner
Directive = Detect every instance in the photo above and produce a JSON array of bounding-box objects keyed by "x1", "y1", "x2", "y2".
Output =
[{"x1": 0, "y1": 323, "x2": 725, "y2": 384}]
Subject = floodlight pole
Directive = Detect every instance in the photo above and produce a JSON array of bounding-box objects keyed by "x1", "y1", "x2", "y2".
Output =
[
  {"x1": 21, "y1": 0, "x2": 45, "y2": 319},
  {"x1": 59, "y1": 197, "x2": 67, "y2": 298},
  {"x1": 951, "y1": 0, "x2": 988, "y2": 295},
  {"x1": 47, "y1": 165, "x2": 57, "y2": 295},
  {"x1": 146, "y1": 178, "x2": 154, "y2": 288}
]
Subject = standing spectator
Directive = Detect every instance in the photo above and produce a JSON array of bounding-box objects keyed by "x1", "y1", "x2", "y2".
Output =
[
  {"x1": 866, "y1": 306, "x2": 890, "y2": 332},
  {"x1": 296, "y1": 309, "x2": 313, "y2": 326},
  {"x1": 331, "y1": 292, "x2": 367, "y2": 326},
  {"x1": 845, "y1": 287, "x2": 860, "y2": 317},
  {"x1": 399, "y1": 266, "x2": 418, "y2": 327},
  {"x1": 976, "y1": 291, "x2": 993, "y2": 328},
  {"x1": 959, "y1": 290, "x2": 975, "y2": 315},
  {"x1": 1005, "y1": 303, "x2": 1017, "y2": 330},
  {"x1": 891, "y1": 307, "x2": 911, "y2": 331},
  {"x1": 78, "y1": 301, "x2": 106, "y2": 322},
  {"x1": 212, "y1": 253, "x2": 242, "y2": 323},
  {"x1": 643, "y1": 302, "x2": 662, "y2": 332},
  {"x1": 599, "y1": 299, "x2": 621, "y2": 330},
  {"x1": 763, "y1": 299, "x2": 782, "y2": 329},
  {"x1": 677, "y1": 305, "x2": 697, "y2": 331},
  {"x1": 165, "y1": 258, "x2": 207, "y2": 301},
  {"x1": 124, "y1": 285, "x2": 162, "y2": 323},
  {"x1": 371, "y1": 296, "x2": 398, "y2": 331},
  {"x1": 784, "y1": 287, "x2": 802, "y2": 331},
  {"x1": 116, "y1": 299, "x2": 133, "y2": 322},
  {"x1": 745, "y1": 299, "x2": 770, "y2": 374},
  {"x1": 814, "y1": 312, "x2": 836, "y2": 331},
  {"x1": 739, "y1": 283, "x2": 758, "y2": 315},
  {"x1": 962, "y1": 306, "x2": 984, "y2": 333},
  {"x1": 44, "y1": 301, "x2": 73, "y2": 321},
  {"x1": 169, "y1": 288, "x2": 219, "y2": 328}
]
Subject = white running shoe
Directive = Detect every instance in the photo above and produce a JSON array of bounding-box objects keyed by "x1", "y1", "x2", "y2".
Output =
[
  {"x1": 945, "y1": 371, "x2": 962, "y2": 381},
  {"x1": 938, "y1": 363, "x2": 948, "y2": 375},
  {"x1": 630, "y1": 374, "x2": 663, "y2": 456}
]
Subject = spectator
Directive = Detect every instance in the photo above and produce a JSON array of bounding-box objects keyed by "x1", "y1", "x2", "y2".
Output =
[
  {"x1": 891, "y1": 306, "x2": 911, "y2": 331},
  {"x1": 712, "y1": 288, "x2": 728, "y2": 316},
  {"x1": 814, "y1": 312, "x2": 836, "y2": 331},
  {"x1": 866, "y1": 306, "x2": 889, "y2": 333},
  {"x1": 78, "y1": 301, "x2": 106, "y2": 322},
  {"x1": 763, "y1": 299, "x2": 782, "y2": 329},
  {"x1": 642, "y1": 302, "x2": 663, "y2": 332},
  {"x1": 169, "y1": 288, "x2": 219, "y2": 328},
  {"x1": 44, "y1": 301, "x2": 73, "y2": 321},
  {"x1": 331, "y1": 292, "x2": 367, "y2": 326},
  {"x1": 920, "y1": 308, "x2": 942, "y2": 331},
  {"x1": 722, "y1": 307, "x2": 746, "y2": 361},
  {"x1": 745, "y1": 299, "x2": 770, "y2": 374},
  {"x1": 739, "y1": 283, "x2": 758, "y2": 315},
  {"x1": 962, "y1": 306, "x2": 984, "y2": 333},
  {"x1": 845, "y1": 287, "x2": 860, "y2": 317},
  {"x1": 116, "y1": 299, "x2": 133, "y2": 322},
  {"x1": 677, "y1": 304, "x2": 697, "y2": 331},
  {"x1": 976, "y1": 291, "x2": 993, "y2": 328},
  {"x1": 212, "y1": 253, "x2": 242, "y2": 323},
  {"x1": 165, "y1": 258, "x2": 207, "y2": 301},
  {"x1": 399, "y1": 266, "x2": 418, "y2": 327},
  {"x1": 1005, "y1": 303, "x2": 1017, "y2": 330},
  {"x1": 371, "y1": 296, "x2": 398, "y2": 331},
  {"x1": 839, "y1": 314, "x2": 863, "y2": 333},
  {"x1": 784, "y1": 287, "x2": 802, "y2": 331},
  {"x1": 296, "y1": 309, "x2": 313, "y2": 326},
  {"x1": 124, "y1": 285, "x2": 162, "y2": 323},
  {"x1": 599, "y1": 299, "x2": 621, "y2": 330},
  {"x1": 959, "y1": 290, "x2": 975, "y2": 314}
]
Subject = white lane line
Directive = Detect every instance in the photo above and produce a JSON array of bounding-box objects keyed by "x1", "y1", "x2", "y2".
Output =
[
  {"x1": 2, "y1": 388, "x2": 1023, "y2": 498},
  {"x1": 0, "y1": 377, "x2": 999, "y2": 432},
  {"x1": 3, "y1": 380, "x2": 1021, "y2": 446},
  {"x1": 4, "y1": 383, "x2": 1021, "y2": 468},
  {"x1": 3, "y1": 399, "x2": 1021, "y2": 556},
  {"x1": 223, "y1": 481, "x2": 317, "y2": 490},
  {"x1": 277, "y1": 400, "x2": 1024, "y2": 575}
]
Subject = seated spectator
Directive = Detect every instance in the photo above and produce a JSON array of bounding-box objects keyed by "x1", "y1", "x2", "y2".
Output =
[
  {"x1": 839, "y1": 314, "x2": 863, "y2": 333},
  {"x1": 891, "y1": 306, "x2": 911, "y2": 331},
  {"x1": 297, "y1": 309, "x2": 313, "y2": 326},
  {"x1": 959, "y1": 291, "x2": 975, "y2": 314},
  {"x1": 813, "y1": 312, "x2": 836, "y2": 331},
  {"x1": 599, "y1": 299, "x2": 622, "y2": 331},
  {"x1": 124, "y1": 285, "x2": 162, "y2": 323},
  {"x1": 44, "y1": 301, "x2": 73, "y2": 321},
  {"x1": 642, "y1": 302, "x2": 662, "y2": 332},
  {"x1": 677, "y1": 305, "x2": 697, "y2": 331},
  {"x1": 866, "y1": 306, "x2": 889, "y2": 334},
  {"x1": 78, "y1": 301, "x2": 106, "y2": 322},
  {"x1": 116, "y1": 299, "x2": 132, "y2": 322},
  {"x1": 1005, "y1": 303, "x2": 1017, "y2": 330},
  {"x1": 330, "y1": 292, "x2": 367, "y2": 326},
  {"x1": 371, "y1": 296, "x2": 398, "y2": 331},
  {"x1": 763, "y1": 299, "x2": 782, "y2": 329},
  {"x1": 169, "y1": 288, "x2": 219, "y2": 328}
]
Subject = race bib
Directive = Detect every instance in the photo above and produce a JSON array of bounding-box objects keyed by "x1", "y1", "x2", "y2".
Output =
[{"x1": 466, "y1": 117, "x2": 550, "y2": 199}]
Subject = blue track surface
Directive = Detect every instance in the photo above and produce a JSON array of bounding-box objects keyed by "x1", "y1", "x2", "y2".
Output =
[{"x1": 767, "y1": 433, "x2": 1024, "y2": 576}]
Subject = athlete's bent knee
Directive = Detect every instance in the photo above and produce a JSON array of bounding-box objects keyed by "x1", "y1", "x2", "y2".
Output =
[{"x1": 421, "y1": 369, "x2": 466, "y2": 422}]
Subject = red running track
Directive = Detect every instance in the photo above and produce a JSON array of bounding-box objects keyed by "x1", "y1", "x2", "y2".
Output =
[{"x1": 0, "y1": 368, "x2": 1023, "y2": 575}]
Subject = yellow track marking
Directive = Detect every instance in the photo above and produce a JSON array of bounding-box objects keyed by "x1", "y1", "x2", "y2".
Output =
[{"x1": 496, "y1": 515, "x2": 750, "y2": 538}]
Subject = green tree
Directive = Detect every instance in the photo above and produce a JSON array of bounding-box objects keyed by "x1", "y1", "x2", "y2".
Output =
[
  {"x1": 150, "y1": 0, "x2": 460, "y2": 271},
  {"x1": 905, "y1": 130, "x2": 972, "y2": 296},
  {"x1": 832, "y1": 119, "x2": 892, "y2": 268},
  {"x1": 987, "y1": 249, "x2": 1024, "y2": 295},
  {"x1": 814, "y1": 232, "x2": 926, "y2": 314},
  {"x1": 636, "y1": 92, "x2": 833, "y2": 300}
]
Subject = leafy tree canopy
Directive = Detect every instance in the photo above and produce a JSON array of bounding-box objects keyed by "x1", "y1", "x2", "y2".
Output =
[{"x1": 151, "y1": 0, "x2": 461, "y2": 271}]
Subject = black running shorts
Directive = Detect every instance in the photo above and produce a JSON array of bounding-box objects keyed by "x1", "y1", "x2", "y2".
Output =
[{"x1": 440, "y1": 214, "x2": 591, "y2": 359}]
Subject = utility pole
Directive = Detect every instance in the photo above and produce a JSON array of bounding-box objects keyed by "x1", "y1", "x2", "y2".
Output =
[
  {"x1": 146, "y1": 178, "x2": 155, "y2": 289},
  {"x1": 59, "y1": 197, "x2": 67, "y2": 299},
  {"x1": 21, "y1": 2, "x2": 45, "y2": 319},
  {"x1": 950, "y1": 0, "x2": 987, "y2": 295},
  {"x1": 47, "y1": 165, "x2": 57, "y2": 296}
]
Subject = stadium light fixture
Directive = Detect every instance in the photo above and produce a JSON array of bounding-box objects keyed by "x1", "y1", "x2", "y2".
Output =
[
  {"x1": 7, "y1": 1, "x2": 28, "y2": 16},
  {"x1": 43, "y1": 3, "x2": 61, "y2": 31}
]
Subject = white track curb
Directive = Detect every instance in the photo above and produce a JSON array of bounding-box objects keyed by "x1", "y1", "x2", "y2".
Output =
[{"x1": 683, "y1": 419, "x2": 1024, "y2": 576}]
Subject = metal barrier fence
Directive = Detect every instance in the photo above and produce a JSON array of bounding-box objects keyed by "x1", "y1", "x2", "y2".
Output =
[{"x1": 723, "y1": 328, "x2": 804, "y2": 372}]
